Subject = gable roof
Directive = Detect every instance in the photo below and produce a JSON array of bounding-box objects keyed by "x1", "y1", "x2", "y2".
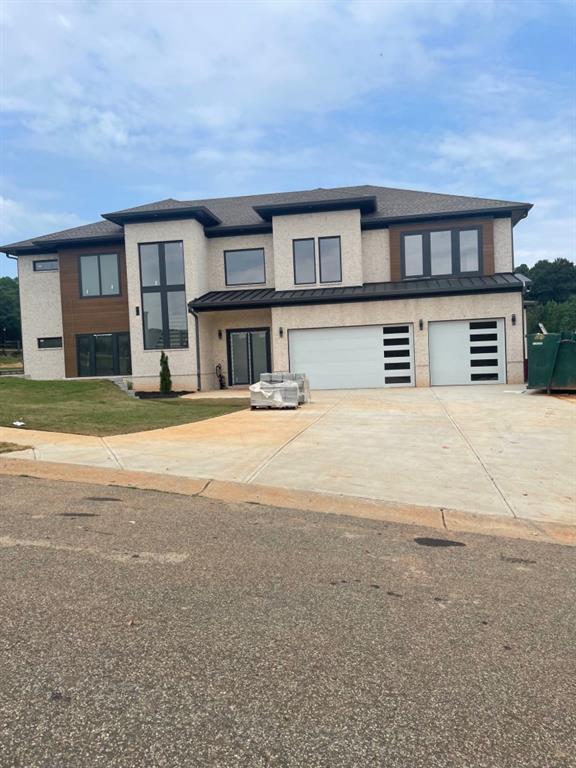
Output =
[{"x1": 1, "y1": 184, "x2": 532, "y2": 254}]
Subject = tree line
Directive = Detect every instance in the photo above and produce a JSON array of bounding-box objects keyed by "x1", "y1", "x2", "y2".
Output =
[
  {"x1": 515, "y1": 258, "x2": 576, "y2": 334},
  {"x1": 0, "y1": 277, "x2": 20, "y2": 344}
]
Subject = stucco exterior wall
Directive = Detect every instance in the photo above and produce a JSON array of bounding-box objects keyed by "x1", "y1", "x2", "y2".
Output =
[
  {"x1": 207, "y1": 234, "x2": 274, "y2": 291},
  {"x1": 271, "y1": 291, "x2": 524, "y2": 387},
  {"x1": 17, "y1": 254, "x2": 65, "y2": 379},
  {"x1": 198, "y1": 308, "x2": 272, "y2": 390},
  {"x1": 361, "y1": 228, "x2": 390, "y2": 283},
  {"x1": 272, "y1": 210, "x2": 363, "y2": 290},
  {"x1": 123, "y1": 219, "x2": 207, "y2": 389},
  {"x1": 493, "y1": 217, "x2": 513, "y2": 272}
]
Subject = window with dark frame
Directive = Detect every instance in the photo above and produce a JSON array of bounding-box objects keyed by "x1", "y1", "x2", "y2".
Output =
[
  {"x1": 139, "y1": 241, "x2": 188, "y2": 350},
  {"x1": 33, "y1": 259, "x2": 58, "y2": 272},
  {"x1": 37, "y1": 337, "x2": 62, "y2": 349},
  {"x1": 79, "y1": 253, "x2": 120, "y2": 297},
  {"x1": 224, "y1": 248, "x2": 266, "y2": 286},
  {"x1": 401, "y1": 227, "x2": 481, "y2": 279},
  {"x1": 319, "y1": 236, "x2": 342, "y2": 283},
  {"x1": 293, "y1": 239, "x2": 316, "y2": 284}
]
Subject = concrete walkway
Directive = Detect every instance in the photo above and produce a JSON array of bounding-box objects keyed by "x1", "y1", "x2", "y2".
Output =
[{"x1": 1, "y1": 385, "x2": 574, "y2": 525}]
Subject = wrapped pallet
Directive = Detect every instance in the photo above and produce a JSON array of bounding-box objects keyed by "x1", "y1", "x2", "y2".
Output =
[{"x1": 249, "y1": 380, "x2": 299, "y2": 410}]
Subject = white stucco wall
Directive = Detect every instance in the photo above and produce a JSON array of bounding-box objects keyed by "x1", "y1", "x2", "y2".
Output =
[
  {"x1": 17, "y1": 254, "x2": 65, "y2": 379},
  {"x1": 361, "y1": 228, "x2": 390, "y2": 283},
  {"x1": 272, "y1": 210, "x2": 363, "y2": 290},
  {"x1": 493, "y1": 217, "x2": 514, "y2": 272},
  {"x1": 207, "y1": 234, "x2": 274, "y2": 291},
  {"x1": 123, "y1": 219, "x2": 208, "y2": 389},
  {"x1": 271, "y1": 291, "x2": 524, "y2": 387}
]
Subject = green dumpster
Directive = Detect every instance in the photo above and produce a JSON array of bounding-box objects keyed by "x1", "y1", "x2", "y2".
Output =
[{"x1": 527, "y1": 331, "x2": 576, "y2": 392}]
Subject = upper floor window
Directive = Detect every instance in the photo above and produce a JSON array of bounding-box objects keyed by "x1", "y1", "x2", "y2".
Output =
[
  {"x1": 401, "y1": 227, "x2": 481, "y2": 279},
  {"x1": 79, "y1": 253, "x2": 120, "y2": 297},
  {"x1": 293, "y1": 239, "x2": 316, "y2": 285},
  {"x1": 139, "y1": 241, "x2": 188, "y2": 350},
  {"x1": 33, "y1": 259, "x2": 58, "y2": 272},
  {"x1": 319, "y1": 236, "x2": 342, "y2": 283},
  {"x1": 224, "y1": 248, "x2": 266, "y2": 286}
]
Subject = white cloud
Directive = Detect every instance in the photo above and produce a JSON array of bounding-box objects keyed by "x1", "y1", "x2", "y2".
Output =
[{"x1": 0, "y1": 196, "x2": 85, "y2": 243}]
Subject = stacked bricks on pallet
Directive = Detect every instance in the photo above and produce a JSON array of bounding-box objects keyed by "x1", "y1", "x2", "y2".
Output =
[{"x1": 260, "y1": 372, "x2": 311, "y2": 404}]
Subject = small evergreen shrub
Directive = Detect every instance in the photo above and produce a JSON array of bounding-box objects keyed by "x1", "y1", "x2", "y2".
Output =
[{"x1": 160, "y1": 352, "x2": 172, "y2": 395}]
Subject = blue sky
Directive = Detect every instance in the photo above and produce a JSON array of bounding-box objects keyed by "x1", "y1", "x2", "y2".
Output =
[{"x1": 1, "y1": 0, "x2": 574, "y2": 278}]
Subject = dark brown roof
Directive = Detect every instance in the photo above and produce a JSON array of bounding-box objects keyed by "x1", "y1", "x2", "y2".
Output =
[
  {"x1": 1, "y1": 184, "x2": 532, "y2": 254},
  {"x1": 190, "y1": 273, "x2": 524, "y2": 312}
]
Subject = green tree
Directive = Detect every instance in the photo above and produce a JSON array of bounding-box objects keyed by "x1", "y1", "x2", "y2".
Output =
[
  {"x1": 0, "y1": 277, "x2": 21, "y2": 342},
  {"x1": 527, "y1": 296, "x2": 576, "y2": 334},
  {"x1": 524, "y1": 258, "x2": 576, "y2": 303},
  {"x1": 159, "y1": 351, "x2": 172, "y2": 395}
]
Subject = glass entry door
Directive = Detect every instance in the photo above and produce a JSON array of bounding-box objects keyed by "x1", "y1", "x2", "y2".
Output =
[
  {"x1": 227, "y1": 328, "x2": 271, "y2": 386},
  {"x1": 77, "y1": 333, "x2": 132, "y2": 377}
]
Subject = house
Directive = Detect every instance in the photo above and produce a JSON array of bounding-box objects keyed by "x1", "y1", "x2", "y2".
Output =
[{"x1": 1, "y1": 185, "x2": 532, "y2": 391}]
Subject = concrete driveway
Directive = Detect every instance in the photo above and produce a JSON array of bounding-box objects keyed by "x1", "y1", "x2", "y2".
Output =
[{"x1": 1, "y1": 386, "x2": 574, "y2": 524}]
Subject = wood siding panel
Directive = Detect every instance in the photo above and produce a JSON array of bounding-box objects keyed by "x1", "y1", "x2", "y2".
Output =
[
  {"x1": 58, "y1": 245, "x2": 129, "y2": 377},
  {"x1": 388, "y1": 218, "x2": 495, "y2": 281}
]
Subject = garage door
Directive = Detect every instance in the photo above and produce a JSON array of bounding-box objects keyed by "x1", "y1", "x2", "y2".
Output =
[
  {"x1": 289, "y1": 324, "x2": 414, "y2": 389},
  {"x1": 429, "y1": 319, "x2": 506, "y2": 385}
]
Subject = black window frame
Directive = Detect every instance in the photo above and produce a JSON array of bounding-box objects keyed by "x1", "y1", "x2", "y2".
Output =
[
  {"x1": 318, "y1": 235, "x2": 342, "y2": 284},
  {"x1": 78, "y1": 252, "x2": 121, "y2": 298},
  {"x1": 224, "y1": 248, "x2": 266, "y2": 287},
  {"x1": 138, "y1": 240, "x2": 188, "y2": 350},
  {"x1": 33, "y1": 259, "x2": 58, "y2": 272},
  {"x1": 37, "y1": 336, "x2": 62, "y2": 349},
  {"x1": 75, "y1": 332, "x2": 132, "y2": 377},
  {"x1": 400, "y1": 226, "x2": 483, "y2": 279},
  {"x1": 292, "y1": 238, "x2": 317, "y2": 285}
]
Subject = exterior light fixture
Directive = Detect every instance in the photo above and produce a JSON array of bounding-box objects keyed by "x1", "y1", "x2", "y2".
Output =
[
  {"x1": 218, "y1": 329, "x2": 223, "y2": 339},
  {"x1": 419, "y1": 319, "x2": 424, "y2": 331},
  {"x1": 511, "y1": 314, "x2": 517, "y2": 326},
  {"x1": 279, "y1": 327, "x2": 284, "y2": 338}
]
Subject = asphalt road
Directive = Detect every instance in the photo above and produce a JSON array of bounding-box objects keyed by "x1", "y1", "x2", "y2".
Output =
[{"x1": 0, "y1": 475, "x2": 574, "y2": 768}]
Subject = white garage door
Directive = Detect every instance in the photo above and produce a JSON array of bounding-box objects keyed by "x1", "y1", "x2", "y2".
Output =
[
  {"x1": 289, "y1": 324, "x2": 414, "y2": 390},
  {"x1": 429, "y1": 319, "x2": 506, "y2": 385}
]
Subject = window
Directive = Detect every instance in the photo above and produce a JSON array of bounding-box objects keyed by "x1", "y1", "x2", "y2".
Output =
[
  {"x1": 319, "y1": 237, "x2": 342, "y2": 283},
  {"x1": 33, "y1": 259, "x2": 58, "y2": 272},
  {"x1": 79, "y1": 253, "x2": 120, "y2": 297},
  {"x1": 401, "y1": 227, "x2": 481, "y2": 278},
  {"x1": 293, "y1": 239, "x2": 316, "y2": 284},
  {"x1": 224, "y1": 249, "x2": 266, "y2": 286},
  {"x1": 37, "y1": 336, "x2": 62, "y2": 349},
  {"x1": 139, "y1": 241, "x2": 188, "y2": 349}
]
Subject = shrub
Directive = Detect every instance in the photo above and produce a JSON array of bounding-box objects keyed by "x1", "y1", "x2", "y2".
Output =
[{"x1": 160, "y1": 352, "x2": 172, "y2": 395}]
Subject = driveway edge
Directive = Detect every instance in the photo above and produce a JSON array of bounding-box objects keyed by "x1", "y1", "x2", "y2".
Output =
[{"x1": 0, "y1": 456, "x2": 573, "y2": 546}]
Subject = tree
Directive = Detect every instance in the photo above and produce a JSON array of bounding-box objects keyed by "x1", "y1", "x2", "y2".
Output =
[
  {"x1": 527, "y1": 296, "x2": 576, "y2": 334},
  {"x1": 0, "y1": 277, "x2": 21, "y2": 342},
  {"x1": 523, "y1": 258, "x2": 576, "y2": 303},
  {"x1": 160, "y1": 351, "x2": 172, "y2": 395}
]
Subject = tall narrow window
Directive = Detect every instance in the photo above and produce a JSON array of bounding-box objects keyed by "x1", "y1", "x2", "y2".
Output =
[
  {"x1": 430, "y1": 231, "x2": 452, "y2": 275},
  {"x1": 459, "y1": 230, "x2": 480, "y2": 272},
  {"x1": 293, "y1": 239, "x2": 316, "y2": 284},
  {"x1": 319, "y1": 237, "x2": 342, "y2": 283},
  {"x1": 403, "y1": 234, "x2": 424, "y2": 277},
  {"x1": 79, "y1": 253, "x2": 120, "y2": 297},
  {"x1": 139, "y1": 241, "x2": 188, "y2": 349}
]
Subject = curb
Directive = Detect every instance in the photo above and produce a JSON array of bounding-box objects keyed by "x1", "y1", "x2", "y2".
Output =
[{"x1": 0, "y1": 456, "x2": 574, "y2": 547}]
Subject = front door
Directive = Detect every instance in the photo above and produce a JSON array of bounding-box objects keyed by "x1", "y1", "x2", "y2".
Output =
[
  {"x1": 227, "y1": 328, "x2": 271, "y2": 385},
  {"x1": 77, "y1": 332, "x2": 132, "y2": 377}
]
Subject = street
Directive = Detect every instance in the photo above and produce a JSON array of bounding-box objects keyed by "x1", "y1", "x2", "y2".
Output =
[{"x1": 0, "y1": 475, "x2": 575, "y2": 767}]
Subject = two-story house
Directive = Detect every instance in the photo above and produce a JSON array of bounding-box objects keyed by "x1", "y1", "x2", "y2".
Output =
[{"x1": 1, "y1": 185, "x2": 531, "y2": 391}]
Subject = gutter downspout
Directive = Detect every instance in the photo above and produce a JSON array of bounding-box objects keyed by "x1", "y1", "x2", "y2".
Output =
[{"x1": 189, "y1": 308, "x2": 202, "y2": 392}]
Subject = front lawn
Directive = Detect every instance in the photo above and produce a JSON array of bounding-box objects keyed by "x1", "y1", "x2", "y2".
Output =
[{"x1": 0, "y1": 379, "x2": 248, "y2": 436}]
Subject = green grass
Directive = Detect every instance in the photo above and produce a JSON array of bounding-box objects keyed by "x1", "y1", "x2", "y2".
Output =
[
  {"x1": 0, "y1": 379, "x2": 248, "y2": 437},
  {"x1": 0, "y1": 354, "x2": 23, "y2": 369}
]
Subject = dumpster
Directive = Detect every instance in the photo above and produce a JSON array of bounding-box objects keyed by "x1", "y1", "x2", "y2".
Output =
[{"x1": 527, "y1": 331, "x2": 576, "y2": 392}]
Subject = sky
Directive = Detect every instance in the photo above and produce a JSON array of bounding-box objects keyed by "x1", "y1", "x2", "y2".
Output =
[{"x1": 1, "y1": 0, "x2": 575, "y2": 278}]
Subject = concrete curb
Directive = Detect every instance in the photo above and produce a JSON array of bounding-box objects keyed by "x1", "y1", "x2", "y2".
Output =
[{"x1": 0, "y1": 456, "x2": 574, "y2": 547}]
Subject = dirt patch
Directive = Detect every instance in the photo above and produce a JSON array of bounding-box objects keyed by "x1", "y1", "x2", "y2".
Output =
[{"x1": 0, "y1": 442, "x2": 31, "y2": 454}]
